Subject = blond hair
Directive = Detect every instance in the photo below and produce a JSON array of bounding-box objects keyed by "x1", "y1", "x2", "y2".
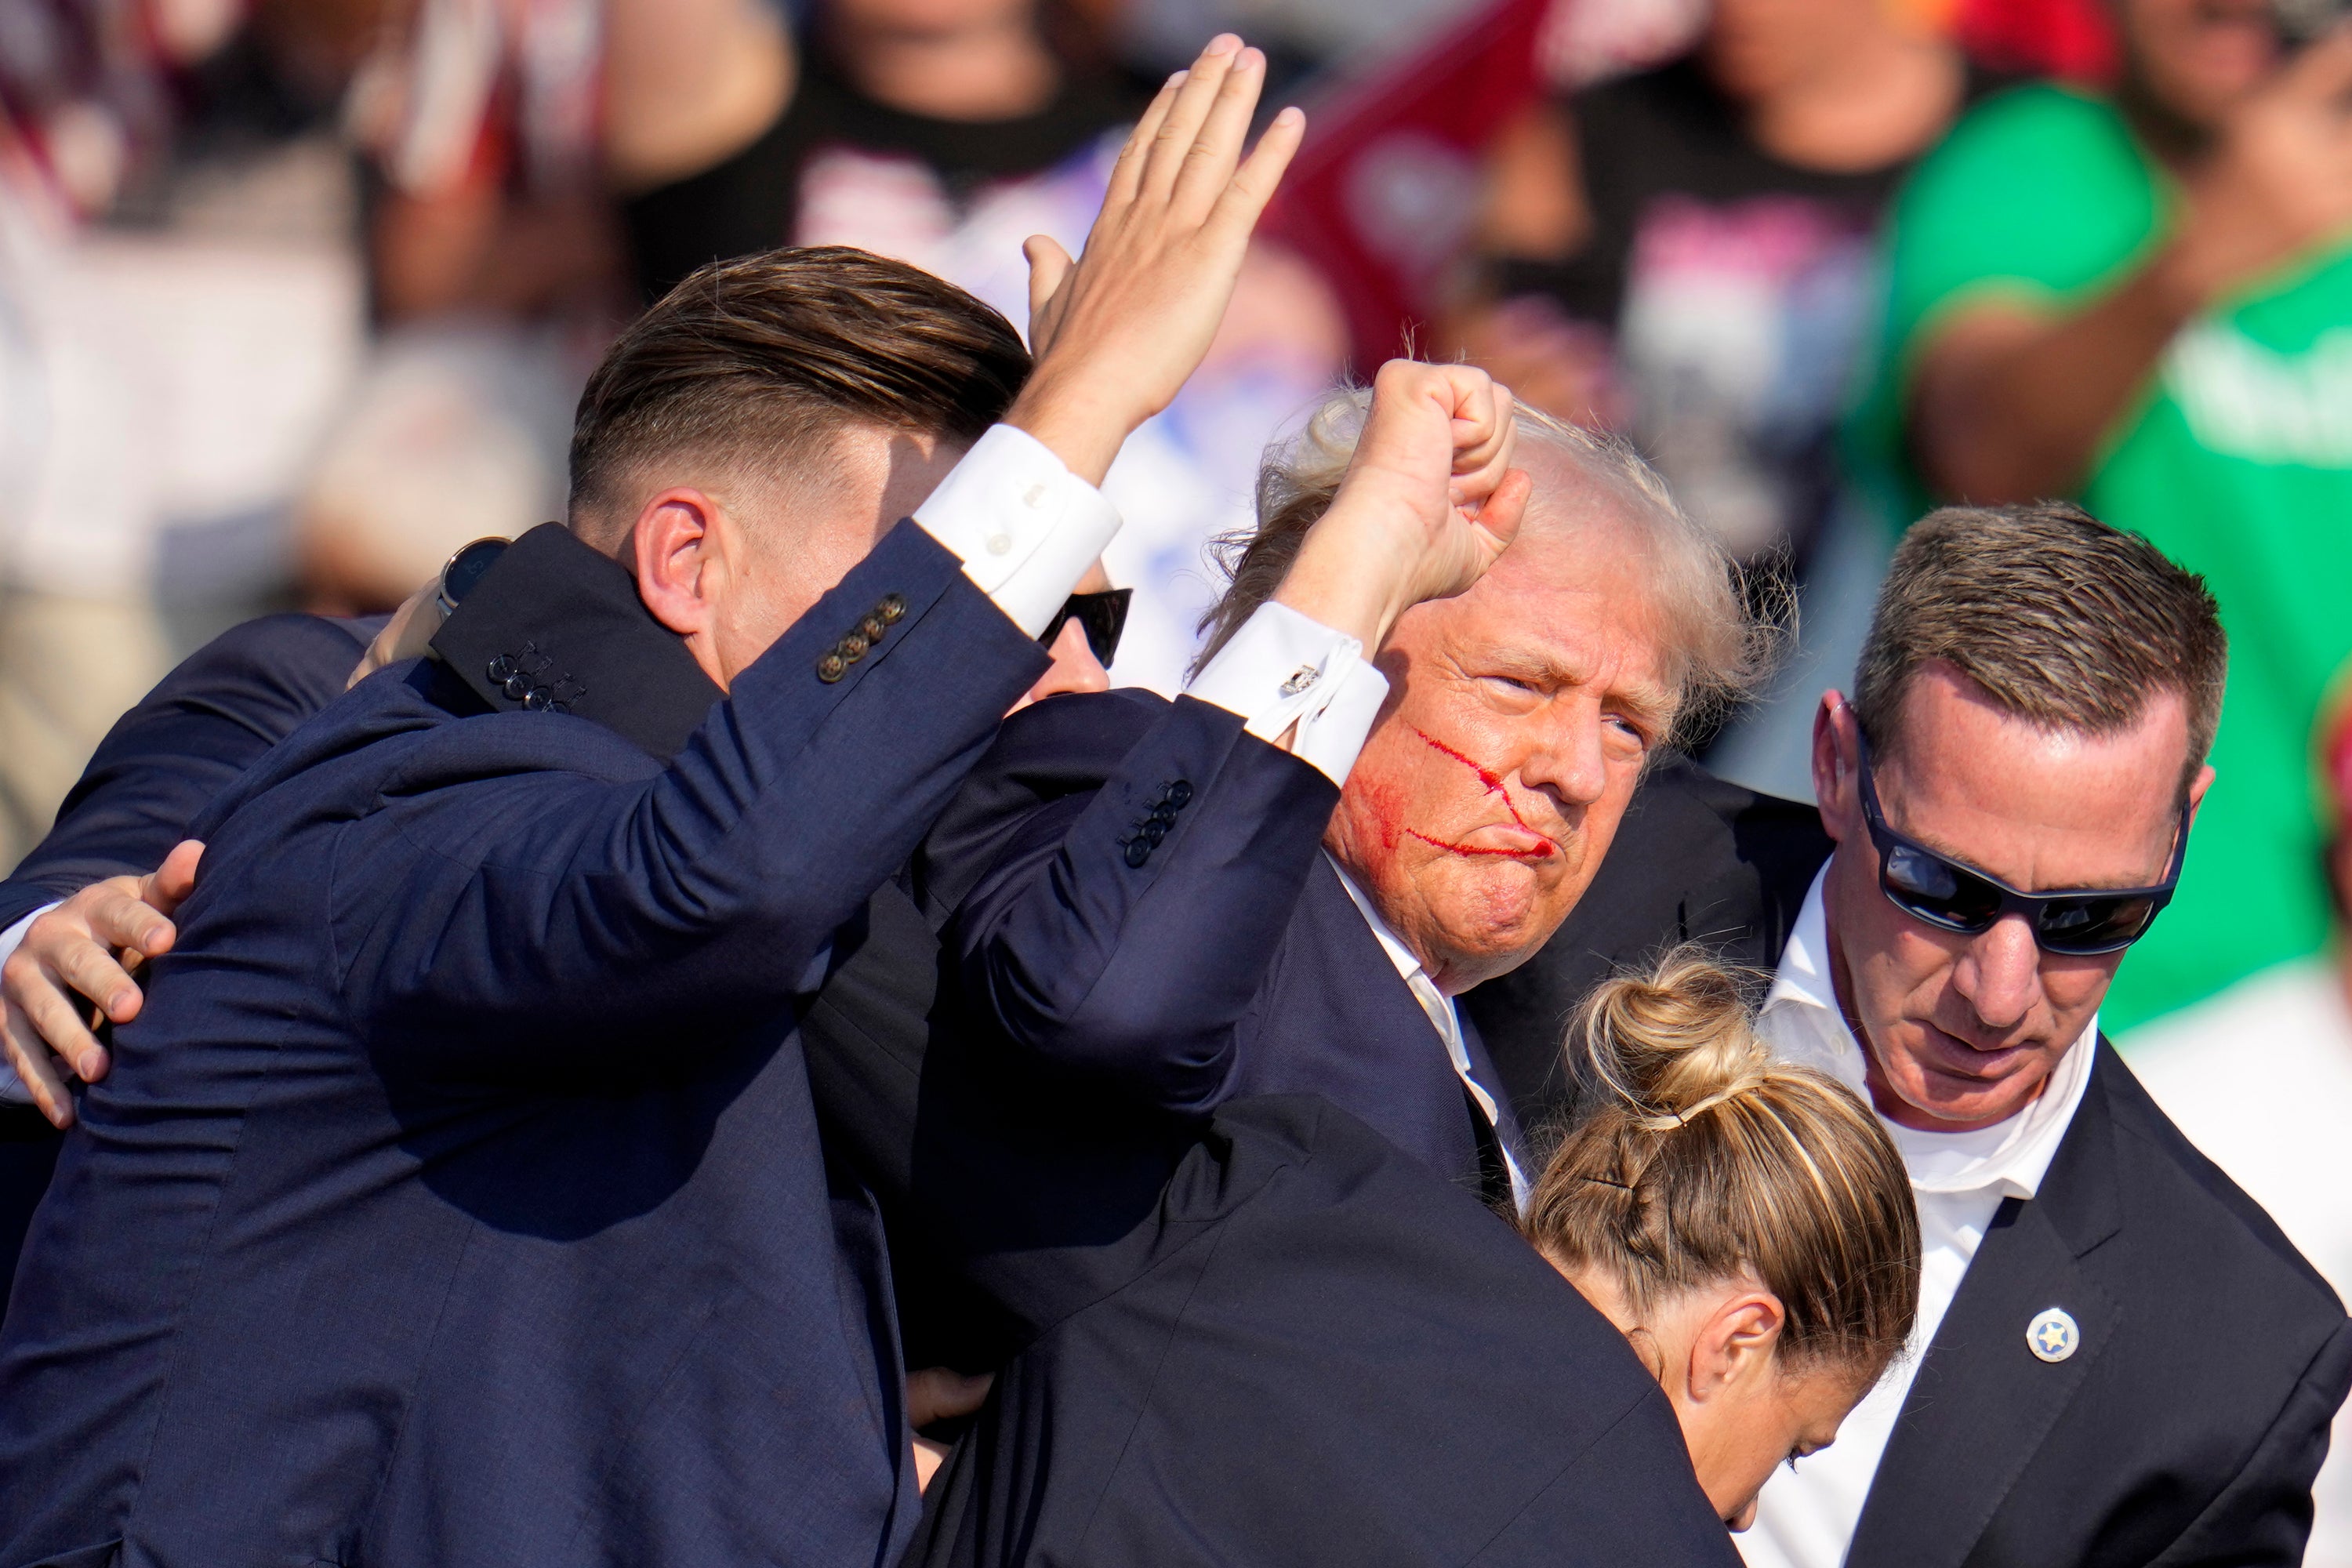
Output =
[
  {"x1": 1524, "y1": 949, "x2": 1920, "y2": 1372},
  {"x1": 1192, "y1": 382, "x2": 1784, "y2": 746}
]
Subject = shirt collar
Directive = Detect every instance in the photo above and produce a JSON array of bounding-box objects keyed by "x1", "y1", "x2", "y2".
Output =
[
  {"x1": 1759, "y1": 862, "x2": 2097, "y2": 1202},
  {"x1": 1327, "y1": 853, "x2": 1433, "y2": 994}
]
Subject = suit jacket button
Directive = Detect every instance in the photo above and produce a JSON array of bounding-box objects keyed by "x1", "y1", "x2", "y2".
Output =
[
  {"x1": 521, "y1": 688, "x2": 554, "y2": 711},
  {"x1": 1164, "y1": 780, "x2": 1194, "y2": 809},
  {"x1": 1123, "y1": 839, "x2": 1152, "y2": 869},
  {"x1": 817, "y1": 652, "x2": 848, "y2": 683},
  {"x1": 487, "y1": 655, "x2": 517, "y2": 683},
  {"x1": 841, "y1": 631, "x2": 870, "y2": 661},
  {"x1": 1149, "y1": 804, "x2": 1178, "y2": 826},
  {"x1": 503, "y1": 674, "x2": 532, "y2": 701},
  {"x1": 878, "y1": 594, "x2": 907, "y2": 624},
  {"x1": 1141, "y1": 819, "x2": 1168, "y2": 844},
  {"x1": 860, "y1": 614, "x2": 888, "y2": 643}
]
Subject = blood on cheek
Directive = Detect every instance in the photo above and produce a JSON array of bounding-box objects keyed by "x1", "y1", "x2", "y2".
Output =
[{"x1": 1403, "y1": 726, "x2": 1553, "y2": 860}]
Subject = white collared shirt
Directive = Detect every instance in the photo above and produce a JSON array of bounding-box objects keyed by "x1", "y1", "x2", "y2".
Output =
[
  {"x1": 1737, "y1": 865, "x2": 2096, "y2": 1568},
  {"x1": 1325, "y1": 855, "x2": 1532, "y2": 1212}
]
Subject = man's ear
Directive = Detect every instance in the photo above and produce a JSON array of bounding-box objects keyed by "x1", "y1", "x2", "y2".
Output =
[
  {"x1": 1812, "y1": 692, "x2": 1859, "y2": 844},
  {"x1": 630, "y1": 488, "x2": 726, "y2": 637},
  {"x1": 2186, "y1": 761, "x2": 2217, "y2": 818},
  {"x1": 1687, "y1": 1290, "x2": 1786, "y2": 1405}
]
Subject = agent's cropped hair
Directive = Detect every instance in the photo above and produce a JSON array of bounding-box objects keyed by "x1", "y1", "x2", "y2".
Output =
[
  {"x1": 1853, "y1": 502, "x2": 2226, "y2": 800},
  {"x1": 1192, "y1": 381, "x2": 1780, "y2": 746},
  {"x1": 1524, "y1": 949, "x2": 1921, "y2": 1374},
  {"x1": 567, "y1": 246, "x2": 1032, "y2": 546}
]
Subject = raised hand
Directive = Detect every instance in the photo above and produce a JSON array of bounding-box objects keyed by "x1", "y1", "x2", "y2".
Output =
[
  {"x1": 2171, "y1": 27, "x2": 2352, "y2": 303},
  {"x1": 1, "y1": 839, "x2": 202, "y2": 1128},
  {"x1": 1005, "y1": 34, "x2": 1305, "y2": 485},
  {"x1": 1274, "y1": 361, "x2": 1534, "y2": 652}
]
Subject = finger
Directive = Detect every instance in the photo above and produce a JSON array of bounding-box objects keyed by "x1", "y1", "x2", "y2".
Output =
[
  {"x1": 907, "y1": 1365, "x2": 996, "y2": 1426},
  {"x1": 87, "y1": 886, "x2": 176, "y2": 966},
  {"x1": 146, "y1": 839, "x2": 204, "y2": 919},
  {"x1": 1, "y1": 997, "x2": 75, "y2": 1130},
  {"x1": 1469, "y1": 466, "x2": 1534, "y2": 557},
  {"x1": 1211, "y1": 105, "x2": 1306, "y2": 238},
  {"x1": 1142, "y1": 34, "x2": 1243, "y2": 201},
  {"x1": 1170, "y1": 45, "x2": 1267, "y2": 219},
  {"x1": 1106, "y1": 71, "x2": 1186, "y2": 209},
  {"x1": 51, "y1": 927, "x2": 145, "y2": 1024},
  {"x1": 5, "y1": 953, "x2": 107, "y2": 1085},
  {"x1": 1022, "y1": 234, "x2": 1076, "y2": 345},
  {"x1": 1454, "y1": 383, "x2": 1519, "y2": 485}
]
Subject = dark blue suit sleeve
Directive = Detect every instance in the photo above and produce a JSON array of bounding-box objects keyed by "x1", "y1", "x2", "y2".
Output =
[
  {"x1": 0, "y1": 613, "x2": 372, "y2": 930},
  {"x1": 940, "y1": 695, "x2": 1340, "y2": 1114},
  {"x1": 333, "y1": 522, "x2": 1050, "y2": 1059}
]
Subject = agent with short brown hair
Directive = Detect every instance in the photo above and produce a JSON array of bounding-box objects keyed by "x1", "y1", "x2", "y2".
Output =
[{"x1": 1739, "y1": 501, "x2": 2352, "y2": 1568}]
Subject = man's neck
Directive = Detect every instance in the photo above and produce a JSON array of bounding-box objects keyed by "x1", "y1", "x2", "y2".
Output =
[
  {"x1": 833, "y1": 17, "x2": 1060, "y2": 122},
  {"x1": 1740, "y1": 29, "x2": 1964, "y2": 173}
]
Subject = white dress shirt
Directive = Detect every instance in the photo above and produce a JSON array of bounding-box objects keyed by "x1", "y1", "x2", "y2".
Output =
[
  {"x1": 1326, "y1": 855, "x2": 1532, "y2": 1211},
  {"x1": 2128, "y1": 959, "x2": 2352, "y2": 1568},
  {"x1": 1737, "y1": 866, "x2": 2097, "y2": 1568},
  {"x1": 0, "y1": 422, "x2": 1131, "y2": 1106}
]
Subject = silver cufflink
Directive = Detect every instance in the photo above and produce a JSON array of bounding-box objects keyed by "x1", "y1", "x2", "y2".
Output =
[{"x1": 1279, "y1": 664, "x2": 1320, "y2": 696}]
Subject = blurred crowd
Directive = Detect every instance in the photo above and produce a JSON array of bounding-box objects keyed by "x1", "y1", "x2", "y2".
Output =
[{"x1": 8, "y1": 0, "x2": 2352, "y2": 1253}]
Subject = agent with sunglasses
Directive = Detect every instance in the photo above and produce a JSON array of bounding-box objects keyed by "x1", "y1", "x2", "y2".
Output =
[{"x1": 1738, "y1": 501, "x2": 2352, "y2": 1568}]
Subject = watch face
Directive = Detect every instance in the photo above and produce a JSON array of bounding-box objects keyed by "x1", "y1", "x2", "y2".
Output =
[{"x1": 441, "y1": 537, "x2": 512, "y2": 608}]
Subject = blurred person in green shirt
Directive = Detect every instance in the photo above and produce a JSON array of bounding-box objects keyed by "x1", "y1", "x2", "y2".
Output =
[{"x1": 1849, "y1": 0, "x2": 2352, "y2": 1032}]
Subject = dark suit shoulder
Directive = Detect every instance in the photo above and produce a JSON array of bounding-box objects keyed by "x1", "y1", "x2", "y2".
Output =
[
  {"x1": 2097, "y1": 1044, "x2": 2345, "y2": 1318},
  {"x1": 2, "y1": 614, "x2": 381, "y2": 918}
]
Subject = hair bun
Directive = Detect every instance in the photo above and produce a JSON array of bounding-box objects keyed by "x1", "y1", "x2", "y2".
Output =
[{"x1": 1576, "y1": 949, "x2": 1773, "y2": 1132}]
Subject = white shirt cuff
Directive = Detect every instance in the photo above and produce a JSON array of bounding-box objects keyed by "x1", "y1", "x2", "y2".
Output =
[
  {"x1": 1183, "y1": 601, "x2": 1390, "y2": 786},
  {"x1": 912, "y1": 424, "x2": 1123, "y2": 638},
  {"x1": 0, "y1": 902, "x2": 56, "y2": 1105}
]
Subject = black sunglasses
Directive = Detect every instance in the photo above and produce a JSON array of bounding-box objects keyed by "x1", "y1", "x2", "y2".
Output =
[
  {"x1": 1039, "y1": 588, "x2": 1131, "y2": 666},
  {"x1": 1856, "y1": 738, "x2": 2187, "y2": 956}
]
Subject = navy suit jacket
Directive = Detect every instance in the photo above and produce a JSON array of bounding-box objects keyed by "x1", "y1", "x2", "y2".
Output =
[
  {"x1": 916, "y1": 687, "x2": 1528, "y2": 1205},
  {"x1": 905, "y1": 1094, "x2": 1741, "y2": 1567},
  {"x1": 0, "y1": 521, "x2": 1047, "y2": 1568},
  {"x1": 0, "y1": 613, "x2": 386, "y2": 1294}
]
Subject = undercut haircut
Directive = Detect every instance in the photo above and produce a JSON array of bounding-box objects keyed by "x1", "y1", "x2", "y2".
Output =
[
  {"x1": 567, "y1": 246, "x2": 1032, "y2": 546},
  {"x1": 1852, "y1": 502, "x2": 2227, "y2": 798},
  {"x1": 1193, "y1": 381, "x2": 1780, "y2": 746}
]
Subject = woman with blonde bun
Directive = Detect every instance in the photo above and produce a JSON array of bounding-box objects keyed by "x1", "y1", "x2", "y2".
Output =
[
  {"x1": 1526, "y1": 949, "x2": 1922, "y2": 1531},
  {"x1": 904, "y1": 949, "x2": 1920, "y2": 1566}
]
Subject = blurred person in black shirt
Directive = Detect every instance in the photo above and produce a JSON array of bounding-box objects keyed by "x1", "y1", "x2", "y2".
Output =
[
  {"x1": 1449, "y1": 0, "x2": 1994, "y2": 580},
  {"x1": 622, "y1": 0, "x2": 1149, "y2": 303}
]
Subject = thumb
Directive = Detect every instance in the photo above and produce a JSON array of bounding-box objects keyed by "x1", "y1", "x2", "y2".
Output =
[
  {"x1": 1023, "y1": 235, "x2": 1076, "y2": 345},
  {"x1": 146, "y1": 840, "x2": 205, "y2": 920},
  {"x1": 1471, "y1": 467, "x2": 1533, "y2": 560}
]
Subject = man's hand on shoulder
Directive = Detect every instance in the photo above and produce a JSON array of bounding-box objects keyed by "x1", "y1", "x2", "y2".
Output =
[
  {"x1": 0, "y1": 840, "x2": 202, "y2": 1129},
  {"x1": 1005, "y1": 34, "x2": 1305, "y2": 485},
  {"x1": 1276, "y1": 361, "x2": 1533, "y2": 652}
]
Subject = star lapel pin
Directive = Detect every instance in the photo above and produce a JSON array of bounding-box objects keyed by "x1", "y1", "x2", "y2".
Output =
[{"x1": 2027, "y1": 1306, "x2": 2079, "y2": 1363}]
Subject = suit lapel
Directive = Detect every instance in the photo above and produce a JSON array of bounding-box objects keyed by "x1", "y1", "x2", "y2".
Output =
[{"x1": 1846, "y1": 1048, "x2": 2128, "y2": 1568}]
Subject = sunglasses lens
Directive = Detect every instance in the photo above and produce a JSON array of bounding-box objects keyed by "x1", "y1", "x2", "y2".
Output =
[
  {"x1": 2035, "y1": 895, "x2": 2160, "y2": 955},
  {"x1": 1881, "y1": 842, "x2": 2004, "y2": 931}
]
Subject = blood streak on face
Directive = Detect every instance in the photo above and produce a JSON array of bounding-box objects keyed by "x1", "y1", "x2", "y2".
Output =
[{"x1": 1407, "y1": 725, "x2": 1554, "y2": 859}]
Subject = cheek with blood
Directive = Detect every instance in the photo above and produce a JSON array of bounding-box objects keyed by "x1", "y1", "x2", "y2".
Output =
[{"x1": 1406, "y1": 725, "x2": 1553, "y2": 860}]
